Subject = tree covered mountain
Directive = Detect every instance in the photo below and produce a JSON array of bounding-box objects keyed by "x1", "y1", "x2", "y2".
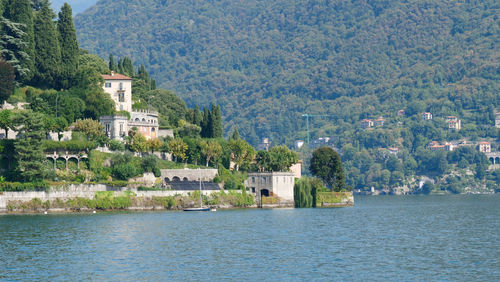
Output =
[{"x1": 75, "y1": 0, "x2": 499, "y2": 146}]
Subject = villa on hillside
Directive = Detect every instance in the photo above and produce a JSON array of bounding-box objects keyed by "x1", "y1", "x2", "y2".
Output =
[
  {"x1": 421, "y1": 112, "x2": 433, "y2": 120},
  {"x1": 446, "y1": 116, "x2": 461, "y2": 131},
  {"x1": 99, "y1": 72, "x2": 159, "y2": 140},
  {"x1": 427, "y1": 141, "x2": 455, "y2": 152},
  {"x1": 374, "y1": 117, "x2": 385, "y2": 127},
  {"x1": 478, "y1": 142, "x2": 491, "y2": 153},
  {"x1": 361, "y1": 119, "x2": 373, "y2": 128},
  {"x1": 495, "y1": 112, "x2": 500, "y2": 128}
]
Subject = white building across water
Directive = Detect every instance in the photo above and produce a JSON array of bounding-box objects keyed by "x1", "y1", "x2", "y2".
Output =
[{"x1": 99, "y1": 72, "x2": 159, "y2": 140}]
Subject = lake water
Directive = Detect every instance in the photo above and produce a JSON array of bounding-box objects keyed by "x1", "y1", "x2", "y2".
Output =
[{"x1": 1, "y1": 195, "x2": 500, "y2": 281}]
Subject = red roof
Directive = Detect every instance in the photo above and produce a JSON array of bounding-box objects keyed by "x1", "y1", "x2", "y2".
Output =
[
  {"x1": 478, "y1": 142, "x2": 490, "y2": 145},
  {"x1": 102, "y1": 73, "x2": 132, "y2": 80},
  {"x1": 430, "y1": 145, "x2": 445, "y2": 148}
]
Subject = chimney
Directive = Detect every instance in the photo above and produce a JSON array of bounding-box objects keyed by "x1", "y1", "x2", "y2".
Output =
[{"x1": 111, "y1": 71, "x2": 115, "y2": 76}]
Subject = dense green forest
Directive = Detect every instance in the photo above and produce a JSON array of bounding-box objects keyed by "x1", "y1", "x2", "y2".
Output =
[{"x1": 75, "y1": 0, "x2": 499, "y2": 146}]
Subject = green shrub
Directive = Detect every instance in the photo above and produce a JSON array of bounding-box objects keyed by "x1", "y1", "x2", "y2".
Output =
[
  {"x1": 0, "y1": 182, "x2": 49, "y2": 192},
  {"x1": 103, "y1": 180, "x2": 129, "y2": 187},
  {"x1": 112, "y1": 163, "x2": 138, "y2": 180},
  {"x1": 112, "y1": 196, "x2": 131, "y2": 209},
  {"x1": 153, "y1": 196, "x2": 177, "y2": 209},
  {"x1": 109, "y1": 140, "x2": 125, "y2": 151},
  {"x1": 141, "y1": 155, "x2": 159, "y2": 173},
  {"x1": 43, "y1": 140, "x2": 98, "y2": 152},
  {"x1": 137, "y1": 186, "x2": 169, "y2": 191}
]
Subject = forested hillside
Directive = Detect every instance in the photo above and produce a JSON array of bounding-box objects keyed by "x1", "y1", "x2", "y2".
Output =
[{"x1": 75, "y1": 0, "x2": 499, "y2": 145}]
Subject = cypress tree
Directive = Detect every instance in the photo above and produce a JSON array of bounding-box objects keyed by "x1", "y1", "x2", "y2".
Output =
[
  {"x1": 192, "y1": 105, "x2": 202, "y2": 126},
  {"x1": 123, "y1": 56, "x2": 134, "y2": 76},
  {"x1": 150, "y1": 78, "x2": 156, "y2": 90},
  {"x1": 4, "y1": 0, "x2": 35, "y2": 82},
  {"x1": 33, "y1": 2, "x2": 61, "y2": 88},
  {"x1": 0, "y1": 59, "x2": 15, "y2": 103},
  {"x1": 109, "y1": 53, "x2": 116, "y2": 71},
  {"x1": 231, "y1": 128, "x2": 240, "y2": 140},
  {"x1": 207, "y1": 104, "x2": 215, "y2": 138},
  {"x1": 211, "y1": 104, "x2": 223, "y2": 138},
  {"x1": 117, "y1": 57, "x2": 123, "y2": 73},
  {"x1": 201, "y1": 107, "x2": 209, "y2": 138},
  {"x1": 57, "y1": 3, "x2": 78, "y2": 89}
]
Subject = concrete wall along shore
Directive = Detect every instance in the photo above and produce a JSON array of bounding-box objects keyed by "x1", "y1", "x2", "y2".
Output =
[{"x1": 0, "y1": 184, "x2": 221, "y2": 212}]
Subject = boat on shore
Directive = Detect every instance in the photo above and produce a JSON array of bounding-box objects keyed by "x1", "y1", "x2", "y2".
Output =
[{"x1": 184, "y1": 168, "x2": 211, "y2": 212}]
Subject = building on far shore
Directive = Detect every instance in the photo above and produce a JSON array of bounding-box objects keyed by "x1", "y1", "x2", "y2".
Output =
[
  {"x1": 421, "y1": 112, "x2": 433, "y2": 120},
  {"x1": 374, "y1": 117, "x2": 385, "y2": 127},
  {"x1": 495, "y1": 113, "x2": 500, "y2": 128},
  {"x1": 446, "y1": 116, "x2": 461, "y2": 131},
  {"x1": 294, "y1": 140, "x2": 304, "y2": 149},
  {"x1": 257, "y1": 138, "x2": 270, "y2": 151},
  {"x1": 99, "y1": 72, "x2": 159, "y2": 140},
  {"x1": 478, "y1": 142, "x2": 491, "y2": 153},
  {"x1": 361, "y1": 119, "x2": 373, "y2": 128}
]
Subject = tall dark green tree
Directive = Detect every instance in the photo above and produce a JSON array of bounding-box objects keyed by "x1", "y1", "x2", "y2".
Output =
[
  {"x1": 4, "y1": 0, "x2": 35, "y2": 82},
  {"x1": 0, "y1": 59, "x2": 15, "y2": 103},
  {"x1": 210, "y1": 104, "x2": 222, "y2": 138},
  {"x1": 108, "y1": 53, "x2": 116, "y2": 71},
  {"x1": 192, "y1": 105, "x2": 202, "y2": 126},
  {"x1": 231, "y1": 128, "x2": 240, "y2": 140},
  {"x1": 310, "y1": 147, "x2": 347, "y2": 192},
  {"x1": 201, "y1": 107, "x2": 210, "y2": 138},
  {"x1": 33, "y1": 2, "x2": 61, "y2": 88},
  {"x1": 14, "y1": 110, "x2": 47, "y2": 182},
  {"x1": 57, "y1": 3, "x2": 79, "y2": 89}
]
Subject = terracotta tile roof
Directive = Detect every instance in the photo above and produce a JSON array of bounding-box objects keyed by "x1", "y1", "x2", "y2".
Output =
[
  {"x1": 478, "y1": 142, "x2": 490, "y2": 145},
  {"x1": 102, "y1": 73, "x2": 132, "y2": 80},
  {"x1": 430, "y1": 145, "x2": 445, "y2": 148}
]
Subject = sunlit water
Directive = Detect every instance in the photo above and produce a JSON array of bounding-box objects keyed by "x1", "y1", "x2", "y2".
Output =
[{"x1": 1, "y1": 195, "x2": 500, "y2": 280}]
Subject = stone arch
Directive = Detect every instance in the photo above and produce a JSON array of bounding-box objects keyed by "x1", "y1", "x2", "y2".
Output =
[
  {"x1": 496, "y1": 157, "x2": 500, "y2": 164},
  {"x1": 47, "y1": 157, "x2": 56, "y2": 169},
  {"x1": 261, "y1": 189, "x2": 269, "y2": 197},
  {"x1": 165, "y1": 177, "x2": 170, "y2": 182},
  {"x1": 135, "y1": 118, "x2": 140, "y2": 122},
  {"x1": 56, "y1": 157, "x2": 67, "y2": 170},
  {"x1": 490, "y1": 157, "x2": 495, "y2": 164},
  {"x1": 142, "y1": 118, "x2": 146, "y2": 122},
  {"x1": 172, "y1": 176, "x2": 180, "y2": 181},
  {"x1": 183, "y1": 177, "x2": 189, "y2": 181},
  {"x1": 67, "y1": 157, "x2": 79, "y2": 170}
]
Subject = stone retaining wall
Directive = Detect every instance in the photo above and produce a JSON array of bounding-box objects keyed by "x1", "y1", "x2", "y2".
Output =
[{"x1": 0, "y1": 184, "x2": 221, "y2": 212}]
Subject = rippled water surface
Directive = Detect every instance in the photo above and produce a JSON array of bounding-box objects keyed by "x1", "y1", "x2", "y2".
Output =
[{"x1": 1, "y1": 195, "x2": 500, "y2": 281}]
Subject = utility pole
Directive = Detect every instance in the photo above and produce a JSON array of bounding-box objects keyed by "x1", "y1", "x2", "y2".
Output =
[{"x1": 301, "y1": 114, "x2": 333, "y2": 144}]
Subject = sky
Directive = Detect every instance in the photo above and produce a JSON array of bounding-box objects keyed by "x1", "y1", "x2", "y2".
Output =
[{"x1": 51, "y1": 0, "x2": 99, "y2": 15}]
